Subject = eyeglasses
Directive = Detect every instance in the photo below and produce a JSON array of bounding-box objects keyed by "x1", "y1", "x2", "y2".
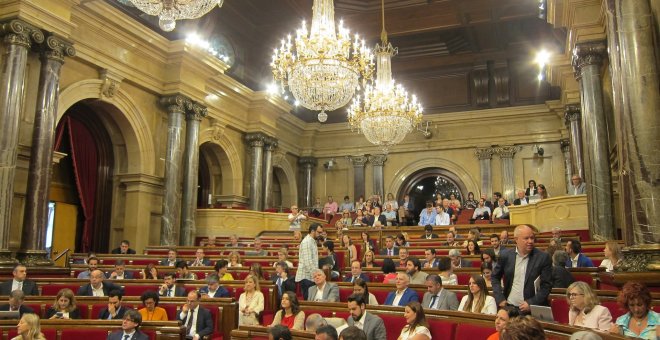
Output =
[{"x1": 568, "y1": 293, "x2": 584, "y2": 298}]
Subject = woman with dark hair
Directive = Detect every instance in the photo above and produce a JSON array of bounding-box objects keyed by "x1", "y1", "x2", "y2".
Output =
[
  {"x1": 609, "y1": 281, "x2": 658, "y2": 338},
  {"x1": 46, "y1": 288, "x2": 80, "y2": 319},
  {"x1": 486, "y1": 306, "x2": 520, "y2": 340},
  {"x1": 138, "y1": 290, "x2": 168, "y2": 321},
  {"x1": 480, "y1": 262, "x2": 493, "y2": 288},
  {"x1": 249, "y1": 263, "x2": 265, "y2": 281},
  {"x1": 355, "y1": 195, "x2": 366, "y2": 211},
  {"x1": 381, "y1": 258, "x2": 397, "y2": 284},
  {"x1": 270, "y1": 291, "x2": 305, "y2": 330},
  {"x1": 481, "y1": 249, "x2": 497, "y2": 266},
  {"x1": 458, "y1": 275, "x2": 496, "y2": 314},
  {"x1": 353, "y1": 209, "x2": 368, "y2": 227},
  {"x1": 463, "y1": 192, "x2": 478, "y2": 209},
  {"x1": 501, "y1": 315, "x2": 546, "y2": 340},
  {"x1": 321, "y1": 240, "x2": 340, "y2": 279},
  {"x1": 268, "y1": 325, "x2": 292, "y2": 340},
  {"x1": 395, "y1": 233, "x2": 409, "y2": 248},
  {"x1": 397, "y1": 301, "x2": 431, "y2": 340},
  {"x1": 537, "y1": 184, "x2": 549, "y2": 199},
  {"x1": 525, "y1": 179, "x2": 538, "y2": 197},
  {"x1": 437, "y1": 257, "x2": 457, "y2": 285},
  {"x1": 141, "y1": 263, "x2": 159, "y2": 279},
  {"x1": 466, "y1": 240, "x2": 481, "y2": 255},
  {"x1": 361, "y1": 231, "x2": 376, "y2": 252},
  {"x1": 353, "y1": 278, "x2": 379, "y2": 305}
]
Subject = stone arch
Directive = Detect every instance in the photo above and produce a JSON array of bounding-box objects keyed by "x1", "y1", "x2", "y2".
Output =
[
  {"x1": 386, "y1": 158, "x2": 480, "y2": 199},
  {"x1": 272, "y1": 152, "x2": 298, "y2": 208},
  {"x1": 58, "y1": 79, "x2": 155, "y2": 175},
  {"x1": 198, "y1": 128, "x2": 243, "y2": 196}
]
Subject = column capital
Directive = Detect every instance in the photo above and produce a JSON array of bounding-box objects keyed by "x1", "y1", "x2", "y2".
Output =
[
  {"x1": 298, "y1": 156, "x2": 317, "y2": 167},
  {"x1": 244, "y1": 132, "x2": 267, "y2": 147},
  {"x1": 560, "y1": 139, "x2": 571, "y2": 152},
  {"x1": 572, "y1": 41, "x2": 607, "y2": 79},
  {"x1": 369, "y1": 154, "x2": 387, "y2": 166},
  {"x1": 0, "y1": 19, "x2": 44, "y2": 49},
  {"x1": 349, "y1": 155, "x2": 368, "y2": 167},
  {"x1": 264, "y1": 137, "x2": 279, "y2": 151},
  {"x1": 160, "y1": 94, "x2": 192, "y2": 113},
  {"x1": 564, "y1": 104, "x2": 581, "y2": 125},
  {"x1": 39, "y1": 34, "x2": 75, "y2": 62},
  {"x1": 475, "y1": 147, "x2": 496, "y2": 160},
  {"x1": 185, "y1": 101, "x2": 208, "y2": 121},
  {"x1": 495, "y1": 146, "x2": 521, "y2": 159}
]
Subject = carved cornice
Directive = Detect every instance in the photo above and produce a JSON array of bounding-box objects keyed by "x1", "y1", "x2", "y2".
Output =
[
  {"x1": 40, "y1": 34, "x2": 75, "y2": 63},
  {"x1": 349, "y1": 155, "x2": 368, "y2": 167},
  {"x1": 560, "y1": 139, "x2": 571, "y2": 152},
  {"x1": 475, "y1": 147, "x2": 496, "y2": 160},
  {"x1": 244, "y1": 132, "x2": 267, "y2": 147},
  {"x1": 572, "y1": 41, "x2": 607, "y2": 79},
  {"x1": 298, "y1": 156, "x2": 317, "y2": 167},
  {"x1": 0, "y1": 19, "x2": 44, "y2": 49},
  {"x1": 564, "y1": 104, "x2": 581, "y2": 125},
  {"x1": 369, "y1": 154, "x2": 387, "y2": 166},
  {"x1": 495, "y1": 145, "x2": 521, "y2": 159}
]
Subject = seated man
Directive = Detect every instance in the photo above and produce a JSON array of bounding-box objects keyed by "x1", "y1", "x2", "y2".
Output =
[
  {"x1": 305, "y1": 313, "x2": 328, "y2": 332},
  {"x1": 382, "y1": 203, "x2": 397, "y2": 226},
  {"x1": 272, "y1": 262, "x2": 296, "y2": 301},
  {"x1": 397, "y1": 248, "x2": 409, "y2": 267},
  {"x1": 77, "y1": 269, "x2": 121, "y2": 296},
  {"x1": 98, "y1": 289, "x2": 132, "y2": 319},
  {"x1": 110, "y1": 240, "x2": 137, "y2": 254},
  {"x1": 420, "y1": 225, "x2": 439, "y2": 239},
  {"x1": 246, "y1": 237, "x2": 268, "y2": 256},
  {"x1": 199, "y1": 274, "x2": 230, "y2": 298},
  {"x1": 176, "y1": 261, "x2": 198, "y2": 280},
  {"x1": 422, "y1": 274, "x2": 458, "y2": 310},
  {"x1": 77, "y1": 256, "x2": 99, "y2": 279},
  {"x1": 0, "y1": 264, "x2": 38, "y2": 296},
  {"x1": 107, "y1": 309, "x2": 149, "y2": 340},
  {"x1": 441, "y1": 199, "x2": 456, "y2": 223},
  {"x1": 307, "y1": 269, "x2": 339, "y2": 302},
  {"x1": 422, "y1": 248, "x2": 440, "y2": 269},
  {"x1": 177, "y1": 290, "x2": 214, "y2": 340},
  {"x1": 346, "y1": 293, "x2": 387, "y2": 340},
  {"x1": 405, "y1": 257, "x2": 428, "y2": 285},
  {"x1": 379, "y1": 236, "x2": 399, "y2": 256},
  {"x1": 442, "y1": 231, "x2": 460, "y2": 247},
  {"x1": 492, "y1": 198, "x2": 510, "y2": 220},
  {"x1": 0, "y1": 290, "x2": 35, "y2": 317},
  {"x1": 214, "y1": 260, "x2": 234, "y2": 281},
  {"x1": 189, "y1": 248, "x2": 212, "y2": 267},
  {"x1": 471, "y1": 198, "x2": 491, "y2": 221},
  {"x1": 569, "y1": 175, "x2": 586, "y2": 195},
  {"x1": 158, "y1": 272, "x2": 187, "y2": 297},
  {"x1": 448, "y1": 249, "x2": 472, "y2": 269},
  {"x1": 323, "y1": 196, "x2": 339, "y2": 222},
  {"x1": 513, "y1": 190, "x2": 529, "y2": 206},
  {"x1": 384, "y1": 273, "x2": 419, "y2": 306},
  {"x1": 365, "y1": 206, "x2": 387, "y2": 228},
  {"x1": 339, "y1": 196, "x2": 354, "y2": 213},
  {"x1": 565, "y1": 239, "x2": 594, "y2": 267},
  {"x1": 160, "y1": 249, "x2": 179, "y2": 266},
  {"x1": 417, "y1": 202, "x2": 437, "y2": 226},
  {"x1": 344, "y1": 260, "x2": 370, "y2": 283},
  {"x1": 226, "y1": 234, "x2": 241, "y2": 247},
  {"x1": 107, "y1": 260, "x2": 133, "y2": 280}
]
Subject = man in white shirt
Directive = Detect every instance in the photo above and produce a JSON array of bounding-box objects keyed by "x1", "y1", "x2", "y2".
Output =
[
  {"x1": 307, "y1": 269, "x2": 339, "y2": 302},
  {"x1": 0, "y1": 264, "x2": 38, "y2": 296},
  {"x1": 296, "y1": 224, "x2": 323, "y2": 300},
  {"x1": 570, "y1": 175, "x2": 587, "y2": 195},
  {"x1": 288, "y1": 205, "x2": 307, "y2": 231},
  {"x1": 346, "y1": 294, "x2": 386, "y2": 340},
  {"x1": 513, "y1": 190, "x2": 529, "y2": 206},
  {"x1": 384, "y1": 273, "x2": 419, "y2": 306},
  {"x1": 177, "y1": 290, "x2": 213, "y2": 340},
  {"x1": 472, "y1": 198, "x2": 491, "y2": 220},
  {"x1": 492, "y1": 198, "x2": 510, "y2": 220},
  {"x1": 77, "y1": 269, "x2": 121, "y2": 296}
]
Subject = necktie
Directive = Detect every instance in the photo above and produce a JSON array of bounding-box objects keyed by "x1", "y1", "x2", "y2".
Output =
[
  {"x1": 388, "y1": 249, "x2": 392, "y2": 256},
  {"x1": 186, "y1": 310, "x2": 194, "y2": 335},
  {"x1": 167, "y1": 289, "x2": 172, "y2": 297},
  {"x1": 276, "y1": 278, "x2": 282, "y2": 296},
  {"x1": 430, "y1": 295, "x2": 438, "y2": 309},
  {"x1": 124, "y1": 335, "x2": 130, "y2": 340}
]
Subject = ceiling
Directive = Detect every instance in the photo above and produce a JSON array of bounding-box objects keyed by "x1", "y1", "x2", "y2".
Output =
[{"x1": 111, "y1": 0, "x2": 565, "y2": 123}]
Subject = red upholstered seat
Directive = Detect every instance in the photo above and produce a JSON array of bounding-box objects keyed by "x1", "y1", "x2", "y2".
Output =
[
  {"x1": 9, "y1": 329, "x2": 57, "y2": 339},
  {"x1": 550, "y1": 298, "x2": 570, "y2": 324},
  {"x1": 471, "y1": 260, "x2": 482, "y2": 268},
  {"x1": 201, "y1": 304, "x2": 223, "y2": 340},
  {"x1": 41, "y1": 284, "x2": 80, "y2": 296},
  {"x1": 131, "y1": 259, "x2": 159, "y2": 265},
  {"x1": 60, "y1": 328, "x2": 109, "y2": 340},
  {"x1": 24, "y1": 303, "x2": 42, "y2": 317},
  {"x1": 371, "y1": 289, "x2": 390, "y2": 304},
  {"x1": 161, "y1": 304, "x2": 178, "y2": 320},
  {"x1": 335, "y1": 311, "x2": 350, "y2": 319},
  {"x1": 339, "y1": 288, "x2": 352, "y2": 302},
  {"x1": 569, "y1": 272, "x2": 594, "y2": 286},
  {"x1": 141, "y1": 329, "x2": 157, "y2": 340},
  {"x1": 455, "y1": 323, "x2": 495, "y2": 339},
  {"x1": 428, "y1": 319, "x2": 456, "y2": 340},
  {"x1": 456, "y1": 273, "x2": 471, "y2": 285},
  {"x1": 378, "y1": 313, "x2": 408, "y2": 340},
  {"x1": 602, "y1": 300, "x2": 626, "y2": 320},
  {"x1": 123, "y1": 285, "x2": 157, "y2": 297}
]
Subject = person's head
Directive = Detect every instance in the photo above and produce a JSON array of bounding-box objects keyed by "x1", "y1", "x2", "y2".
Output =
[
  {"x1": 363, "y1": 250, "x2": 374, "y2": 265},
  {"x1": 424, "y1": 225, "x2": 434, "y2": 236},
  {"x1": 305, "y1": 313, "x2": 327, "y2": 332},
  {"x1": 446, "y1": 231, "x2": 455, "y2": 244},
  {"x1": 229, "y1": 251, "x2": 241, "y2": 264},
  {"x1": 108, "y1": 289, "x2": 123, "y2": 309},
  {"x1": 119, "y1": 240, "x2": 130, "y2": 253},
  {"x1": 140, "y1": 290, "x2": 159, "y2": 311},
  {"x1": 425, "y1": 202, "x2": 433, "y2": 212},
  {"x1": 552, "y1": 250, "x2": 570, "y2": 267},
  {"x1": 322, "y1": 240, "x2": 335, "y2": 254},
  {"x1": 569, "y1": 331, "x2": 604, "y2": 340},
  {"x1": 604, "y1": 241, "x2": 621, "y2": 260},
  {"x1": 480, "y1": 193, "x2": 487, "y2": 200},
  {"x1": 12, "y1": 264, "x2": 27, "y2": 282},
  {"x1": 344, "y1": 195, "x2": 350, "y2": 202},
  {"x1": 480, "y1": 262, "x2": 493, "y2": 281},
  {"x1": 617, "y1": 281, "x2": 652, "y2": 319},
  {"x1": 398, "y1": 247, "x2": 409, "y2": 261},
  {"x1": 528, "y1": 179, "x2": 537, "y2": 188},
  {"x1": 312, "y1": 269, "x2": 327, "y2": 286},
  {"x1": 352, "y1": 278, "x2": 369, "y2": 299},
  {"x1": 176, "y1": 261, "x2": 190, "y2": 276},
  {"x1": 566, "y1": 281, "x2": 599, "y2": 313},
  {"x1": 501, "y1": 315, "x2": 546, "y2": 340},
  {"x1": 405, "y1": 258, "x2": 421, "y2": 276},
  {"x1": 566, "y1": 239, "x2": 582, "y2": 256},
  {"x1": 571, "y1": 175, "x2": 582, "y2": 186},
  {"x1": 293, "y1": 230, "x2": 302, "y2": 241},
  {"x1": 373, "y1": 206, "x2": 381, "y2": 215},
  {"x1": 448, "y1": 249, "x2": 462, "y2": 267},
  {"x1": 500, "y1": 230, "x2": 509, "y2": 241},
  {"x1": 250, "y1": 263, "x2": 264, "y2": 279},
  {"x1": 538, "y1": 184, "x2": 547, "y2": 196},
  {"x1": 144, "y1": 263, "x2": 158, "y2": 279},
  {"x1": 167, "y1": 249, "x2": 177, "y2": 261},
  {"x1": 121, "y1": 309, "x2": 142, "y2": 333},
  {"x1": 466, "y1": 192, "x2": 474, "y2": 200},
  {"x1": 481, "y1": 249, "x2": 496, "y2": 264},
  {"x1": 395, "y1": 272, "x2": 410, "y2": 291},
  {"x1": 478, "y1": 198, "x2": 485, "y2": 207},
  {"x1": 517, "y1": 190, "x2": 525, "y2": 199},
  {"x1": 424, "y1": 274, "x2": 443, "y2": 295},
  {"x1": 490, "y1": 234, "x2": 500, "y2": 248},
  {"x1": 384, "y1": 236, "x2": 394, "y2": 249},
  {"x1": 437, "y1": 257, "x2": 452, "y2": 272},
  {"x1": 514, "y1": 224, "x2": 536, "y2": 255},
  {"x1": 339, "y1": 326, "x2": 367, "y2": 340},
  {"x1": 498, "y1": 197, "x2": 505, "y2": 207},
  {"x1": 280, "y1": 291, "x2": 300, "y2": 314},
  {"x1": 215, "y1": 259, "x2": 229, "y2": 274},
  {"x1": 315, "y1": 325, "x2": 338, "y2": 340},
  {"x1": 341, "y1": 235, "x2": 352, "y2": 248},
  {"x1": 466, "y1": 240, "x2": 480, "y2": 254},
  {"x1": 395, "y1": 233, "x2": 407, "y2": 246},
  {"x1": 327, "y1": 196, "x2": 333, "y2": 203},
  {"x1": 275, "y1": 261, "x2": 290, "y2": 278},
  {"x1": 268, "y1": 324, "x2": 292, "y2": 340},
  {"x1": 204, "y1": 273, "x2": 220, "y2": 292},
  {"x1": 229, "y1": 234, "x2": 238, "y2": 244},
  {"x1": 552, "y1": 227, "x2": 562, "y2": 240},
  {"x1": 350, "y1": 260, "x2": 363, "y2": 277},
  {"x1": 468, "y1": 274, "x2": 488, "y2": 297},
  {"x1": 16, "y1": 313, "x2": 42, "y2": 339},
  {"x1": 403, "y1": 301, "x2": 428, "y2": 329},
  {"x1": 8, "y1": 290, "x2": 25, "y2": 310},
  {"x1": 381, "y1": 258, "x2": 396, "y2": 274},
  {"x1": 54, "y1": 288, "x2": 76, "y2": 312},
  {"x1": 244, "y1": 274, "x2": 260, "y2": 292},
  {"x1": 253, "y1": 237, "x2": 262, "y2": 250},
  {"x1": 494, "y1": 192, "x2": 502, "y2": 200},
  {"x1": 442, "y1": 198, "x2": 450, "y2": 208},
  {"x1": 347, "y1": 293, "x2": 367, "y2": 322},
  {"x1": 309, "y1": 223, "x2": 324, "y2": 238},
  {"x1": 494, "y1": 306, "x2": 520, "y2": 333},
  {"x1": 87, "y1": 257, "x2": 99, "y2": 271},
  {"x1": 195, "y1": 248, "x2": 205, "y2": 259},
  {"x1": 424, "y1": 248, "x2": 436, "y2": 263},
  {"x1": 186, "y1": 290, "x2": 201, "y2": 311},
  {"x1": 163, "y1": 272, "x2": 176, "y2": 287},
  {"x1": 90, "y1": 269, "x2": 105, "y2": 287}
]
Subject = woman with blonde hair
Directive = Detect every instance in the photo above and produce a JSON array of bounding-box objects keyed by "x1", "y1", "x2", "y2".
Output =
[
  {"x1": 600, "y1": 241, "x2": 623, "y2": 272},
  {"x1": 45, "y1": 288, "x2": 80, "y2": 319},
  {"x1": 12, "y1": 313, "x2": 45, "y2": 340},
  {"x1": 273, "y1": 248, "x2": 293, "y2": 268},
  {"x1": 567, "y1": 281, "x2": 612, "y2": 332},
  {"x1": 228, "y1": 250, "x2": 242, "y2": 268},
  {"x1": 238, "y1": 274, "x2": 265, "y2": 326},
  {"x1": 362, "y1": 250, "x2": 376, "y2": 268},
  {"x1": 458, "y1": 274, "x2": 496, "y2": 314}
]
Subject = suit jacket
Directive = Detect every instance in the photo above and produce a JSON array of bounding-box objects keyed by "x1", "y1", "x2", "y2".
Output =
[
  {"x1": 566, "y1": 253, "x2": 595, "y2": 268},
  {"x1": 384, "y1": 288, "x2": 419, "y2": 306},
  {"x1": 0, "y1": 304, "x2": 34, "y2": 318},
  {"x1": 419, "y1": 233, "x2": 440, "y2": 239},
  {"x1": 307, "y1": 282, "x2": 339, "y2": 302},
  {"x1": 177, "y1": 306, "x2": 214, "y2": 338},
  {"x1": 551, "y1": 265, "x2": 575, "y2": 289},
  {"x1": 188, "y1": 258, "x2": 212, "y2": 267},
  {"x1": 107, "y1": 330, "x2": 149, "y2": 340},
  {"x1": 458, "y1": 259, "x2": 473, "y2": 268},
  {"x1": 159, "y1": 285, "x2": 187, "y2": 297},
  {"x1": 159, "y1": 258, "x2": 180, "y2": 266},
  {"x1": 346, "y1": 311, "x2": 387, "y2": 340},
  {"x1": 106, "y1": 271, "x2": 134, "y2": 280},
  {"x1": 423, "y1": 258, "x2": 440, "y2": 268},
  {"x1": 491, "y1": 247, "x2": 552, "y2": 306},
  {"x1": 77, "y1": 281, "x2": 122, "y2": 296},
  {"x1": 379, "y1": 247, "x2": 399, "y2": 256},
  {"x1": 98, "y1": 305, "x2": 131, "y2": 320},
  {"x1": 513, "y1": 198, "x2": 529, "y2": 206},
  {"x1": 45, "y1": 307, "x2": 81, "y2": 319},
  {"x1": 110, "y1": 247, "x2": 136, "y2": 254},
  {"x1": 0, "y1": 279, "x2": 39, "y2": 296},
  {"x1": 364, "y1": 215, "x2": 387, "y2": 227},
  {"x1": 198, "y1": 286, "x2": 229, "y2": 298},
  {"x1": 421, "y1": 289, "x2": 459, "y2": 311},
  {"x1": 271, "y1": 276, "x2": 296, "y2": 296},
  {"x1": 399, "y1": 200, "x2": 414, "y2": 211},
  {"x1": 344, "y1": 273, "x2": 370, "y2": 283}
]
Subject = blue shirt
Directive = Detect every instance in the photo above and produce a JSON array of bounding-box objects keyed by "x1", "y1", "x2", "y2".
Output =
[
  {"x1": 418, "y1": 209, "x2": 437, "y2": 226},
  {"x1": 616, "y1": 310, "x2": 658, "y2": 339},
  {"x1": 339, "y1": 202, "x2": 354, "y2": 212}
]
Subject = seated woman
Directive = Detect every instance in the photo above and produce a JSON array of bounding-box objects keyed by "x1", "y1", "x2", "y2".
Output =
[
  {"x1": 397, "y1": 301, "x2": 431, "y2": 340},
  {"x1": 449, "y1": 194, "x2": 462, "y2": 213},
  {"x1": 342, "y1": 234, "x2": 358, "y2": 264},
  {"x1": 362, "y1": 250, "x2": 376, "y2": 269},
  {"x1": 361, "y1": 231, "x2": 376, "y2": 253},
  {"x1": 601, "y1": 241, "x2": 623, "y2": 272},
  {"x1": 437, "y1": 257, "x2": 457, "y2": 286},
  {"x1": 270, "y1": 291, "x2": 305, "y2": 330},
  {"x1": 395, "y1": 233, "x2": 410, "y2": 248},
  {"x1": 354, "y1": 195, "x2": 365, "y2": 211},
  {"x1": 609, "y1": 281, "x2": 658, "y2": 339},
  {"x1": 353, "y1": 209, "x2": 368, "y2": 227},
  {"x1": 458, "y1": 275, "x2": 497, "y2": 314},
  {"x1": 14, "y1": 313, "x2": 46, "y2": 340},
  {"x1": 320, "y1": 240, "x2": 340, "y2": 279},
  {"x1": 238, "y1": 274, "x2": 264, "y2": 326},
  {"x1": 566, "y1": 281, "x2": 612, "y2": 332},
  {"x1": 463, "y1": 192, "x2": 478, "y2": 210},
  {"x1": 335, "y1": 210, "x2": 353, "y2": 229},
  {"x1": 537, "y1": 184, "x2": 549, "y2": 200},
  {"x1": 486, "y1": 306, "x2": 520, "y2": 340},
  {"x1": 385, "y1": 192, "x2": 399, "y2": 211},
  {"x1": 465, "y1": 240, "x2": 481, "y2": 255},
  {"x1": 480, "y1": 262, "x2": 493, "y2": 288},
  {"x1": 501, "y1": 315, "x2": 546, "y2": 340},
  {"x1": 381, "y1": 258, "x2": 398, "y2": 284},
  {"x1": 249, "y1": 263, "x2": 266, "y2": 281},
  {"x1": 228, "y1": 250, "x2": 243, "y2": 268},
  {"x1": 215, "y1": 260, "x2": 234, "y2": 281},
  {"x1": 141, "y1": 263, "x2": 159, "y2": 280},
  {"x1": 353, "y1": 278, "x2": 379, "y2": 305},
  {"x1": 363, "y1": 200, "x2": 374, "y2": 216},
  {"x1": 45, "y1": 288, "x2": 80, "y2": 319},
  {"x1": 138, "y1": 290, "x2": 168, "y2": 321},
  {"x1": 273, "y1": 247, "x2": 294, "y2": 268},
  {"x1": 463, "y1": 228, "x2": 483, "y2": 246}
]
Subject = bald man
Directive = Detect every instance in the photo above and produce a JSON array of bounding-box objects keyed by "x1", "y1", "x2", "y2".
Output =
[
  {"x1": 77, "y1": 269, "x2": 122, "y2": 296},
  {"x1": 383, "y1": 273, "x2": 419, "y2": 306}
]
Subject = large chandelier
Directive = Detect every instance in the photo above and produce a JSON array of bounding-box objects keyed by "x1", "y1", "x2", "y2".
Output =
[
  {"x1": 127, "y1": 0, "x2": 224, "y2": 31},
  {"x1": 271, "y1": 0, "x2": 374, "y2": 122},
  {"x1": 347, "y1": 0, "x2": 423, "y2": 152}
]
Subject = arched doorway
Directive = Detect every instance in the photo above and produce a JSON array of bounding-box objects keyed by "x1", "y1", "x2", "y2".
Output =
[
  {"x1": 397, "y1": 168, "x2": 467, "y2": 217},
  {"x1": 198, "y1": 142, "x2": 234, "y2": 207}
]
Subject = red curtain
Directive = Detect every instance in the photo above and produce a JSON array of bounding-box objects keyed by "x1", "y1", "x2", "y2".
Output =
[{"x1": 54, "y1": 116, "x2": 98, "y2": 252}]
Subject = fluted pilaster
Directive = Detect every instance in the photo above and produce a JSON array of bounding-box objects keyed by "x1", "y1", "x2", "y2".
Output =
[
  {"x1": 262, "y1": 137, "x2": 278, "y2": 210},
  {"x1": 560, "y1": 139, "x2": 573, "y2": 194},
  {"x1": 349, "y1": 155, "x2": 368, "y2": 201},
  {"x1": 495, "y1": 146, "x2": 520, "y2": 202}
]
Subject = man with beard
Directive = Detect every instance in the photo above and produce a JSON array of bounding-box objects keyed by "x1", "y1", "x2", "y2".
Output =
[{"x1": 345, "y1": 294, "x2": 386, "y2": 340}]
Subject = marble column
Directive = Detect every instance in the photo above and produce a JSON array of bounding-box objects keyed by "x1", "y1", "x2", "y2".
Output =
[
  {"x1": 159, "y1": 95, "x2": 189, "y2": 246},
  {"x1": 572, "y1": 41, "x2": 615, "y2": 241},
  {"x1": 298, "y1": 157, "x2": 317, "y2": 208},
  {"x1": 496, "y1": 146, "x2": 519, "y2": 202},
  {"x1": 560, "y1": 139, "x2": 573, "y2": 194},
  {"x1": 349, "y1": 155, "x2": 368, "y2": 201},
  {"x1": 475, "y1": 148, "x2": 495, "y2": 199},
  {"x1": 179, "y1": 103, "x2": 207, "y2": 246},
  {"x1": 369, "y1": 154, "x2": 387, "y2": 197},
  {"x1": 18, "y1": 35, "x2": 75, "y2": 266},
  {"x1": 0, "y1": 20, "x2": 43, "y2": 264},
  {"x1": 262, "y1": 137, "x2": 278, "y2": 210},
  {"x1": 245, "y1": 133, "x2": 266, "y2": 211},
  {"x1": 564, "y1": 104, "x2": 584, "y2": 180}
]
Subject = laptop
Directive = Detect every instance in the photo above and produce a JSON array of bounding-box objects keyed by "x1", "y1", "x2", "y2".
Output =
[
  {"x1": 530, "y1": 305, "x2": 555, "y2": 323},
  {"x1": 0, "y1": 311, "x2": 20, "y2": 319}
]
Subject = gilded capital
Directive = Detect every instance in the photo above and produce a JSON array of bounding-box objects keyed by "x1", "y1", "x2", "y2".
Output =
[
  {"x1": 349, "y1": 155, "x2": 368, "y2": 167},
  {"x1": 475, "y1": 147, "x2": 495, "y2": 160},
  {"x1": 244, "y1": 132, "x2": 267, "y2": 147},
  {"x1": 40, "y1": 34, "x2": 75, "y2": 62},
  {"x1": 369, "y1": 154, "x2": 387, "y2": 166},
  {"x1": 264, "y1": 137, "x2": 279, "y2": 151},
  {"x1": 572, "y1": 41, "x2": 607, "y2": 79},
  {"x1": 496, "y1": 145, "x2": 520, "y2": 159},
  {"x1": 160, "y1": 94, "x2": 193, "y2": 114},
  {"x1": 186, "y1": 101, "x2": 208, "y2": 121},
  {"x1": 0, "y1": 19, "x2": 44, "y2": 48},
  {"x1": 298, "y1": 156, "x2": 317, "y2": 167},
  {"x1": 564, "y1": 104, "x2": 581, "y2": 125}
]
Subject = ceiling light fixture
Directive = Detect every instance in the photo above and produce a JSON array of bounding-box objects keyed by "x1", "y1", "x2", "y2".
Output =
[{"x1": 128, "y1": 0, "x2": 224, "y2": 32}]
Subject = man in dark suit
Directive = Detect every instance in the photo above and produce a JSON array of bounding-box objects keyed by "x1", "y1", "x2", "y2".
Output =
[
  {"x1": 565, "y1": 240, "x2": 595, "y2": 268},
  {"x1": 344, "y1": 260, "x2": 370, "y2": 283},
  {"x1": 421, "y1": 274, "x2": 458, "y2": 310},
  {"x1": 422, "y1": 249, "x2": 440, "y2": 269},
  {"x1": 158, "y1": 272, "x2": 187, "y2": 297},
  {"x1": 106, "y1": 260, "x2": 133, "y2": 280},
  {"x1": 78, "y1": 270, "x2": 122, "y2": 296},
  {"x1": 189, "y1": 248, "x2": 212, "y2": 267},
  {"x1": 491, "y1": 224, "x2": 552, "y2": 313},
  {"x1": 448, "y1": 249, "x2": 472, "y2": 268},
  {"x1": 272, "y1": 262, "x2": 296, "y2": 303},
  {"x1": 0, "y1": 264, "x2": 38, "y2": 296},
  {"x1": 177, "y1": 290, "x2": 214, "y2": 339},
  {"x1": 198, "y1": 274, "x2": 230, "y2": 298},
  {"x1": 420, "y1": 225, "x2": 440, "y2": 239},
  {"x1": 107, "y1": 309, "x2": 149, "y2": 340},
  {"x1": 0, "y1": 290, "x2": 35, "y2": 318},
  {"x1": 346, "y1": 293, "x2": 387, "y2": 340},
  {"x1": 110, "y1": 240, "x2": 137, "y2": 254},
  {"x1": 98, "y1": 289, "x2": 131, "y2": 320},
  {"x1": 160, "y1": 249, "x2": 179, "y2": 266},
  {"x1": 513, "y1": 190, "x2": 529, "y2": 206},
  {"x1": 379, "y1": 236, "x2": 399, "y2": 256},
  {"x1": 384, "y1": 273, "x2": 419, "y2": 306},
  {"x1": 364, "y1": 206, "x2": 387, "y2": 227}
]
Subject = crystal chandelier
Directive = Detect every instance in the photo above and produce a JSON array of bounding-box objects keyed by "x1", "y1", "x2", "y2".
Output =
[
  {"x1": 347, "y1": 0, "x2": 423, "y2": 152},
  {"x1": 271, "y1": 0, "x2": 374, "y2": 122},
  {"x1": 127, "y1": 0, "x2": 224, "y2": 32}
]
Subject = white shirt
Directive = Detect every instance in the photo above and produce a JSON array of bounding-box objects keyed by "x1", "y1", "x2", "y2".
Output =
[
  {"x1": 180, "y1": 306, "x2": 199, "y2": 337},
  {"x1": 435, "y1": 212, "x2": 450, "y2": 226},
  {"x1": 428, "y1": 290, "x2": 443, "y2": 309},
  {"x1": 518, "y1": 197, "x2": 529, "y2": 206},
  {"x1": 571, "y1": 254, "x2": 580, "y2": 267},
  {"x1": 314, "y1": 284, "x2": 325, "y2": 301},
  {"x1": 392, "y1": 289, "x2": 406, "y2": 306},
  {"x1": 353, "y1": 311, "x2": 367, "y2": 330},
  {"x1": 92, "y1": 284, "x2": 105, "y2": 297},
  {"x1": 11, "y1": 280, "x2": 22, "y2": 292},
  {"x1": 507, "y1": 248, "x2": 529, "y2": 306}
]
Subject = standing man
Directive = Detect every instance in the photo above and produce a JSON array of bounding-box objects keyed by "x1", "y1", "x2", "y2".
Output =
[
  {"x1": 491, "y1": 224, "x2": 552, "y2": 313},
  {"x1": 490, "y1": 234, "x2": 504, "y2": 256},
  {"x1": 346, "y1": 294, "x2": 386, "y2": 340},
  {"x1": 107, "y1": 309, "x2": 149, "y2": 340},
  {"x1": 177, "y1": 290, "x2": 214, "y2": 340},
  {"x1": 296, "y1": 223, "x2": 323, "y2": 300},
  {"x1": 569, "y1": 175, "x2": 586, "y2": 195},
  {"x1": 111, "y1": 240, "x2": 137, "y2": 254},
  {"x1": 422, "y1": 275, "x2": 458, "y2": 310},
  {"x1": 98, "y1": 289, "x2": 131, "y2": 319},
  {"x1": 0, "y1": 264, "x2": 38, "y2": 296}
]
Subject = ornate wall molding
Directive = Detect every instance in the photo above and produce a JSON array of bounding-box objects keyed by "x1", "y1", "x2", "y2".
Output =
[
  {"x1": 564, "y1": 104, "x2": 581, "y2": 125},
  {"x1": 475, "y1": 147, "x2": 496, "y2": 160},
  {"x1": 0, "y1": 19, "x2": 44, "y2": 48},
  {"x1": 495, "y1": 145, "x2": 521, "y2": 158}
]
